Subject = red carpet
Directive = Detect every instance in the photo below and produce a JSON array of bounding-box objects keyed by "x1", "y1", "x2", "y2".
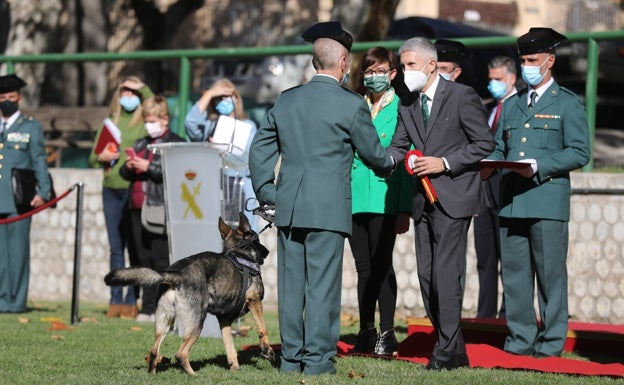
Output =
[
  {"x1": 244, "y1": 318, "x2": 624, "y2": 377},
  {"x1": 339, "y1": 318, "x2": 624, "y2": 377}
]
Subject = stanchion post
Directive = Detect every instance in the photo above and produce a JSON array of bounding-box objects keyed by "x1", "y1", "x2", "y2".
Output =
[{"x1": 70, "y1": 183, "x2": 84, "y2": 325}]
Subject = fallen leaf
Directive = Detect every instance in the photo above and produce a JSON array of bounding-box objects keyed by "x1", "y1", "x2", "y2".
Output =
[
  {"x1": 40, "y1": 317, "x2": 63, "y2": 323},
  {"x1": 51, "y1": 334, "x2": 65, "y2": 340},
  {"x1": 47, "y1": 321, "x2": 72, "y2": 331},
  {"x1": 347, "y1": 368, "x2": 365, "y2": 379},
  {"x1": 18, "y1": 317, "x2": 29, "y2": 324},
  {"x1": 129, "y1": 326, "x2": 143, "y2": 332},
  {"x1": 79, "y1": 317, "x2": 98, "y2": 323}
]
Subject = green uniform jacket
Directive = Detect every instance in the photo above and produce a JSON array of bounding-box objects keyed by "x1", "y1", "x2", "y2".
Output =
[
  {"x1": 351, "y1": 94, "x2": 413, "y2": 215},
  {"x1": 88, "y1": 85, "x2": 153, "y2": 189},
  {"x1": 249, "y1": 75, "x2": 394, "y2": 235},
  {"x1": 0, "y1": 113, "x2": 51, "y2": 213},
  {"x1": 489, "y1": 82, "x2": 590, "y2": 221}
]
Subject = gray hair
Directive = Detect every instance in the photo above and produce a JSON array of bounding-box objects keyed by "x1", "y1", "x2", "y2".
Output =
[
  {"x1": 399, "y1": 37, "x2": 437, "y2": 61},
  {"x1": 312, "y1": 38, "x2": 346, "y2": 70},
  {"x1": 488, "y1": 56, "x2": 517, "y2": 75}
]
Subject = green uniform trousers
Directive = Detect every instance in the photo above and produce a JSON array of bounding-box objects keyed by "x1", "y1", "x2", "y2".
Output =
[
  {"x1": 277, "y1": 227, "x2": 344, "y2": 375},
  {"x1": 500, "y1": 217, "x2": 569, "y2": 356}
]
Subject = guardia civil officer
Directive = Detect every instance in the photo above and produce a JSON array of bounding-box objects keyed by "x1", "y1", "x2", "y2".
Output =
[
  {"x1": 487, "y1": 28, "x2": 591, "y2": 357},
  {"x1": 0, "y1": 74, "x2": 51, "y2": 313},
  {"x1": 249, "y1": 21, "x2": 393, "y2": 375}
]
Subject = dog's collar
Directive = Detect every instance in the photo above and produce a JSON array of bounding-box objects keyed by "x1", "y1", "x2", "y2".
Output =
[{"x1": 226, "y1": 252, "x2": 260, "y2": 275}]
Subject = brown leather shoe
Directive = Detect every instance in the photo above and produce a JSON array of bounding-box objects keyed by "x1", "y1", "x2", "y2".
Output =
[
  {"x1": 119, "y1": 304, "x2": 138, "y2": 319},
  {"x1": 106, "y1": 304, "x2": 123, "y2": 318}
]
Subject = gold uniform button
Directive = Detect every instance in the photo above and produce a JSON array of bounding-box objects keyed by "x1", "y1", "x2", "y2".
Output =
[
  {"x1": 0, "y1": 164, "x2": 2, "y2": 169},
  {"x1": 381, "y1": 133, "x2": 386, "y2": 139},
  {"x1": 0, "y1": 154, "x2": 3, "y2": 159},
  {"x1": 0, "y1": 143, "x2": 3, "y2": 149},
  {"x1": 521, "y1": 137, "x2": 527, "y2": 142},
  {"x1": 524, "y1": 123, "x2": 530, "y2": 128},
  {"x1": 519, "y1": 151, "x2": 525, "y2": 157}
]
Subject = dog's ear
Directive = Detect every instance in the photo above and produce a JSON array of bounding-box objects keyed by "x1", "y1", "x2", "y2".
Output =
[
  {"x1": 238, "y1": 212, "x2": 251, "y2": 232},
  {"x1": 218, "y1": 216, "x2": 231, "y2": 239}
]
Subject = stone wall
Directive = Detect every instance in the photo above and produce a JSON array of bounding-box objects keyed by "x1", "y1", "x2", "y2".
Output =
[{"x1": 28, "y1": 169, "x2": 624, "y2": 323}]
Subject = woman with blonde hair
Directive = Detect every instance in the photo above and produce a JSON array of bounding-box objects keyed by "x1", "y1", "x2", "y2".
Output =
[
  {"x1": 185, "y1": 78, "x2": 258, "y2": 230},
  {"x1": 89, "y1": 76, "x2": 154, "y2": 318}
]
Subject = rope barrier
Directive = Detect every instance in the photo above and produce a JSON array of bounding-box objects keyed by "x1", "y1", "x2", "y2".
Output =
[{"x1": 0, "y1": 183, "x2": 78, "y2": 225}]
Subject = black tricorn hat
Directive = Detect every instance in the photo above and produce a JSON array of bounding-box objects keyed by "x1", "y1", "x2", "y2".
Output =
[
  {"x1": 301, "y1": 21, "x2": 353, "y2": 51},
  {"x1": 517, "y1": 27, "x2": 567, "y2": 55},
  {"x1": 435, "y1": 39, "x2": 470, "y2": 63},
  {"x1": 0, "y1": 74, "x2": 27, "y2": 94}
]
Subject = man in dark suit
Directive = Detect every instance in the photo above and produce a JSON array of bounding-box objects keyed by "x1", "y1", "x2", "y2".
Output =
[
  {"x1": 249, "y1": 21, "x2": 393, "y2": 375},
  {"x1": 0, "y1": 74, "x2": 51, "y2": 313},
  {"x1": 474, "y1": 56, "x2": 518, "y2": 319},
  {"x1": 386, "y1": 37, "x2": 495, "y2": 370},
  {"x1": 487, "y1": 28, "x2": 590, "y2": 357}
]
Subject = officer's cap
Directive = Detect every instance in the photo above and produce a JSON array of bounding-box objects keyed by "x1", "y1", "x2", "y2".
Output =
[
  {"x1": 435, "y1": 39, "x2": 470, "y2": 63},
  {"x1": 517, "y1": 27, "x2": 567, "y2": 55},
  {"x1": 301, "y1": 21, "x2": 353, "y2": 51},
  {"x1": 0, "y1": 74, "x2": 27, "y2": 94}
]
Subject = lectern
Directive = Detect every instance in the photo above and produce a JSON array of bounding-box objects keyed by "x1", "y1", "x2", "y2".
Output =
[{"x1": 149, "y1": 142, "x2": 248, "y2": 337}]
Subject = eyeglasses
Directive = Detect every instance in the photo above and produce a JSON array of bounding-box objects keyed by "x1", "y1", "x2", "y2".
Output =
[{"x1": 362, "y1": 68, "x2": 393, "y2": 76}]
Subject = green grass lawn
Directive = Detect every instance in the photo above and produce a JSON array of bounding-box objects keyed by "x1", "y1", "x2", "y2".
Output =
[{"x1": 0, "y1": 301, "x2": 622, "y2": 385}]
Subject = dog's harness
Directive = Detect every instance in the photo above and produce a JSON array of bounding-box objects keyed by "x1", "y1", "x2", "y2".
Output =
[{"x1": 225, "y1": 251, "x2": 261, "y2": 317}]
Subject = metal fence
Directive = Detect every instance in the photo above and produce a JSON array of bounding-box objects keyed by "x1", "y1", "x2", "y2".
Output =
[{"x1": 2, "y1": 29, "x2": 624, "y2": 170}]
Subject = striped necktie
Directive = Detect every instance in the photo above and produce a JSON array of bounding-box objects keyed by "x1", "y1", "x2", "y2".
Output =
[{"x1": 528, "y1": 90, "x2": 537, "y2": 109}]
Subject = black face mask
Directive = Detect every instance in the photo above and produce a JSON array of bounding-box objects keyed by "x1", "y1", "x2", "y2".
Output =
[{"x1": 0, "y1": 100, "x2": 18, "y2": 117}]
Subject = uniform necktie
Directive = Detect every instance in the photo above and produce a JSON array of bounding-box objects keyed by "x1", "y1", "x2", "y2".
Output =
[
  {"x1": 528, "y1": 90, "x2": 537, "y2": 109},
  {"x1": 0, "y1": 121, "x2": 6, "y2": 138},
  {"x1": 421, "y1": 93, "x2": 429, "y2": 128},
  {"x1": 490, "y1": 101, "x2": 503, "y2": 134}
]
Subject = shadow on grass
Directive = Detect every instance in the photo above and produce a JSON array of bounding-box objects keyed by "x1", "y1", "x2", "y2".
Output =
[{"x1": 142, "y1": 349, "x2": 280, "y2": 374}]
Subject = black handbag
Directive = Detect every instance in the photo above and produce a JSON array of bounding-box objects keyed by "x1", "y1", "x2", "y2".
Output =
[{"x1": 11, "y1": 168, "x2": 57, "y2": 214}]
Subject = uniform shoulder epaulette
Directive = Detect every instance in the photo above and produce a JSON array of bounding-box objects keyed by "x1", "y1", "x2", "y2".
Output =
[
  {"x1": 558, "y1": 86, "x2": 578, "y2": 97},
  {"x1": 280, "y1": 84, "x2": 303, "y2": 95}
]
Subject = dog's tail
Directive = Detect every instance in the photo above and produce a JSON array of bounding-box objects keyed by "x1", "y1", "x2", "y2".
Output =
[{"x1": 104, "y1": 267, "x2": 164, "y2": 287}]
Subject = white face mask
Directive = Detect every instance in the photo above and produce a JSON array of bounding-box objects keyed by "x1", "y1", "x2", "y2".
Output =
[
  {"x1": 403, "y1": 62, "x2": 430, "y2": 92},
  {"x1": 144, "y1": 121, "x2": 164, "y2": 138}
]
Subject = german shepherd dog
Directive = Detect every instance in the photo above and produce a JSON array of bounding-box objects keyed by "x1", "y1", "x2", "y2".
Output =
[{"x1": 104, "y1": 213, "x2": 275, "y2": 375}]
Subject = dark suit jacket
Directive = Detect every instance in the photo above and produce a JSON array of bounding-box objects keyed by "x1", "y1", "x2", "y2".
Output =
[
  {"x1": 387, "y1": 77, "x2": 496, "y2": 219},
  {"x1": 249, "y1": 75, "x2": 394, "y2": 235}
]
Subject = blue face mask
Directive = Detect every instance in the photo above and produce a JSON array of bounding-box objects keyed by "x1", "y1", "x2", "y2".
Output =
[
  {"x1": 215, "y1": 98, "x2": 235, "y2": 115},
  {"x1": 487, "y1": 79, "x2": 507, "y2": 100},
  {"x1": 439, "y1": 72, "x2": 452, "y2": 81},
  {"x1": 120, "y1": 95, "x2": 141, "y2": 112},
  {"x1": 521, "y1": 56, "x2": 549, "y2": 86}
]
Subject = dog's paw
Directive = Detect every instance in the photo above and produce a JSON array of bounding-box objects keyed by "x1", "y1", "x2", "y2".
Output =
[{"x1": 263, "y1": 346, "x2": 276, "y2": 361}]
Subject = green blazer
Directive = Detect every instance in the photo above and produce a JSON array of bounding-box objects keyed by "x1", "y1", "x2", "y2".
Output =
[
  {"x1": 351, "y1": 93, "x2": 413, "y2": 215},
  {"x1": 0, "y1": 113, "x2": 51, "y2": 213},
  {"x1": 489, "y1": 81, "x2": 590, "y2": 221},
  {"x1": 249, "y1": 75, "x2": 394, "y2": 235}
]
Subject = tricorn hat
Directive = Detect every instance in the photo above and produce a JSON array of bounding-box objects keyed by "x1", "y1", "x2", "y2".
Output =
[
  {"x1": 0, "y1": 74, "x2": 27, "y2": 94},
  {"x1": 301, "y1": 21, "x2": 353, "y2": 51},
  {"x1": 435, "y1": 39, "x2": 470, "y2": 63},
  {"x1": 517, "y1": 27, "x2": 567, "y2": 55}
]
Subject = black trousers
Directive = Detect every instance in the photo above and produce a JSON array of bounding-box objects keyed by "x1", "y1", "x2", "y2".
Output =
[
  {"x1": 129, "y1": 209, "x2": 170, "y2": 315},
  {"x1": 348, "y1": 213, "x2": 398, "y2": 332}
]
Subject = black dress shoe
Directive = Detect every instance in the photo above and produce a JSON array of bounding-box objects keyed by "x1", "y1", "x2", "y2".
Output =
[
  {"x1": 426, "y1": 354, "x2": 469, "y2": 371},
  {"x1": 373, "y1": 328, "x2": 398, "y2": 356},
  {"x1": 350, "y1": 327, "x2": 377, "y2": 354}
]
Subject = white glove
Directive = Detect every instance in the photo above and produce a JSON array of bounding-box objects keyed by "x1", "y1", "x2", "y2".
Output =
[{"x1": 407, "y1": 154, "x2": 418, "y2": 171}]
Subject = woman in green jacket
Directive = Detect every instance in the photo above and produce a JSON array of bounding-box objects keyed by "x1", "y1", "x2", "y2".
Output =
[
  {"x1": 349, "y1": 47, "x2": 413, "y2": 356},
  {"x1": 88, "y1": 76, "x2": 153, "y2": 319}
]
